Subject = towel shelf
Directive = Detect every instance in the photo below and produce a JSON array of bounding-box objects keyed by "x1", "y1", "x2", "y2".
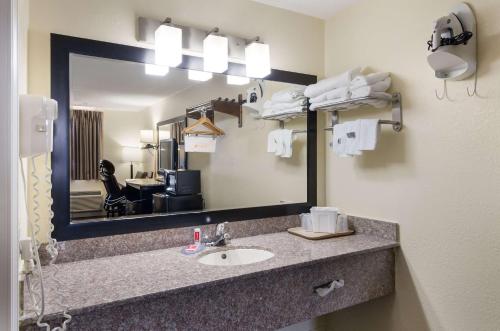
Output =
[
  {"x1": 260, "y1": 110, "x2": 307, "y2": 122},
  {"x1": 260, "y1": 109, "x2": 308, "y2": 129},
  {"x1": 318, "y1": 93, "x2": 403, "y2": 132}
]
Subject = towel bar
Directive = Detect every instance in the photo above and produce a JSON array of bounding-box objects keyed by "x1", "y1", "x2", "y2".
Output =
[{"x1": 320, "y1": 93, "x2": 403, "y2": 132}]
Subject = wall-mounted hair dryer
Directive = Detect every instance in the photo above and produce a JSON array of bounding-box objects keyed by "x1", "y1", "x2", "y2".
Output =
[
  {"x1": 19, "y1": 95, "x2": 58, "y2": 158},
  {"x1": 427, "y1": 3, "x2": 476, "y2": 81}
]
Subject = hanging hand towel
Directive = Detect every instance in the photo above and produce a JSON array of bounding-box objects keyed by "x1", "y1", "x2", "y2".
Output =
[
  {"x1": 350, "y1": 77, "x2": 391, "y2": 98},
  {"x1": 343, "y1": 120, "x2": 363, "y2": 156},
  {"x1": 332, "y1": 123, "x2": 348, "y2": 157},
  {"x1": 304, "y1": 67, "x2": 362, "y2": 98},
  {"x1": 356, "y1": 119, "x2": 379, "y2": 151},
  {"x1": 350, "y1": 72, "x2": 390, "y2": 89},
  {"x1": 267, "y1": 130, "x2": 279, "y2": 153},
  {"x1": 280, "y1": 129, "x2": 294, "y2": 158}
]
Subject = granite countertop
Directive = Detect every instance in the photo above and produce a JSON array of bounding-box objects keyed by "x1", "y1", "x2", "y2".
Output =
[{"x1": 23, "y1": 231, "x2": 398, "y2": 322}]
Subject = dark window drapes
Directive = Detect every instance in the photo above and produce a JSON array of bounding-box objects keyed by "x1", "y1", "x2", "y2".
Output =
[{"x1": 71, "y1": 109, "x2": 103, "y2": 180}]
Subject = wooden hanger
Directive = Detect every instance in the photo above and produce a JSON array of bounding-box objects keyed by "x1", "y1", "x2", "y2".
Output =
[{"x1": 182, "y1": 109, "x2": 225, "y2": 136}]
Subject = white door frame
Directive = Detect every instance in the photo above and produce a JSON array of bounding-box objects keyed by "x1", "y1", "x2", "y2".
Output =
[{"x1": 0, "y1": 0, "x2": 19, "y2": 329}]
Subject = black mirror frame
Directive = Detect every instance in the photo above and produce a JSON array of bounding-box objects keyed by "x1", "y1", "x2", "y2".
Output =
[{"x1": 51, "y1": 34, "x2": 317, "y2": 241}]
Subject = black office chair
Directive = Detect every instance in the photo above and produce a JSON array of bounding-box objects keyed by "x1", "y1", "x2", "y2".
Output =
[{"x1": 99, "y1": 160, "x2": 143, "y2": 217}]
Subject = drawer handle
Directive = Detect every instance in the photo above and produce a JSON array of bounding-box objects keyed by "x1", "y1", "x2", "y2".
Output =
[{"x1": 314, "y1": 279, "x2": 344, "y2": 297}]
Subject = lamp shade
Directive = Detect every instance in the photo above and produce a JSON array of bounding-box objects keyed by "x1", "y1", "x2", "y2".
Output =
[
  {"x1": 155, "y1": 24, "x2": 183, "y2": 67},
  {"x1": 121, "y1": 146, "x2": 143, "y2": 163},
  {"x1": 203, "y1": 34, "x2": 228, "y2": 73},
  {"x1": 245, "y1": 42, "x2": 271, "y2": 78},
  {"x1": 140, "y1": 130, "x2": 154, "y2": 144}
]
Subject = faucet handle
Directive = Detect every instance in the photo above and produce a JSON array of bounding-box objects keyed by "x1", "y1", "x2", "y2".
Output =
[{"x1": 215, "y1": 222, "x2": 228, "y2": 236}]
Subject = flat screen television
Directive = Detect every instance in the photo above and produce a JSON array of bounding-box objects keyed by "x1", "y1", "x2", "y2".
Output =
[{"x1": 158, "y1": 139, "x2": 178, "y2": 173}]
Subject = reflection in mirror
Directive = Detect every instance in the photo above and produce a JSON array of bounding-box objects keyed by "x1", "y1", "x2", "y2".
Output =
[{"x1": 69, "y1": 54, "x2": 307, "y2": 223}]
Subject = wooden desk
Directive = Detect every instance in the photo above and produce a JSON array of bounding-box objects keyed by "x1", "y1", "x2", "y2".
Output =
[{"x1": 124, "y1": 179, "x2": 165, "y2": 213}]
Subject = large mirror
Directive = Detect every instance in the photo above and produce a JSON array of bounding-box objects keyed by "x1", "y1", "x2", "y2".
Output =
[{"x1": 68, "y1": 53, "x2": 310, "y2": 223}]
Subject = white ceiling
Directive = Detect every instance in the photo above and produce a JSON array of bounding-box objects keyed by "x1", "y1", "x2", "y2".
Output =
[
  {"x1": 252, "y1": 0, "x2": 360, "y2": 19},
  {"x1": 70, "y1": 54, "x2": 204, "y2": 112}
]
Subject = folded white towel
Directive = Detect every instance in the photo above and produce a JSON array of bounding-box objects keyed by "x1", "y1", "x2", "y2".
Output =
[
  {"x1": 271, "y1": 87, "x2": 305, "y2": 103},
  {"x1": 305, "y1": 67, "x2": 362, "y2": 98},
  {"x1": 310, "y1": 87, "x2": 350, "y2": 103},
  {"x1": 351, "y1": 72, "x2": 390, "y2": 89},
  {"x1": 263, "y1": 98, "x2": 306, "y2": 111},
  {"x1": 261, "y1": 106, "x2": 306, "y2": 117},
  {"x1": 350, "y1": 77, "x2": 391, "y2": 98},
  {"x1": 310, "y1": 97, "x2": 351, "y2": 111}
]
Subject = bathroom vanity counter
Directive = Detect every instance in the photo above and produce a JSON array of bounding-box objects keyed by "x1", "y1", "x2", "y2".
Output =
[{"x1": 21, "y1": 219, "x2": 398, "y2": 330}]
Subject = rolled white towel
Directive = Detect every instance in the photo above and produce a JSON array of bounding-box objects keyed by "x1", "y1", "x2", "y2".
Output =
[
  {"x1": 305, "y1": 67, "x2": 361, "y2": 98},
  {"x1": 271, "y1": 87, "x2": 305, "y2": 103},
  {"x1": 310, "y1": 87, "x2": 350, "y2": 103},
  {"x1": 351, "y1": 77, "x2": 391, "y2": 99},
  {"x1": 351, "y1": 72, "x2": 390, "y2": 89}
]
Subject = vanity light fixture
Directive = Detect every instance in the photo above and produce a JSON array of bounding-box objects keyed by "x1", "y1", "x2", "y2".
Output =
[
  {"x1": 227, "y1": 75, "x2": 250, "y2": 85},
  {"x1": 155, "y1": 17, "x2": 183, "y2": 67},
  {"x1": 203, "y1": 28, "x2": 228, "y2": 73},
  {"x1": 245, "y1": 37, "x2": 271, "y2": 78},
  {"x1": 145, "y1": 64, "x2": 169, "y2": 76},
  {"x1": 188, "y1": 70, "x2": 213, "y2": 82}
]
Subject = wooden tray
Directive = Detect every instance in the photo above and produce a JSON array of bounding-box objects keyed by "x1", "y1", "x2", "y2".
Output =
[{"x1": 287, "y1": 227, "x2": 354, "y2": 240}]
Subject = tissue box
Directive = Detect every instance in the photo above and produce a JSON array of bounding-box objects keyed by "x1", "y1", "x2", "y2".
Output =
[{"x1": 311, "y1": 207, "x2": 338, "y2": 233}]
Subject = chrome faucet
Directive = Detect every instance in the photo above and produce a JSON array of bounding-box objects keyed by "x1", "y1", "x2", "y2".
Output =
[{"x1": 205, "y1": 222, "x2": 231, "y2": 247}]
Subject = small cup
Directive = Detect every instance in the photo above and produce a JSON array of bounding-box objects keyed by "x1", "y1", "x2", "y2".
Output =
[
  {"x1": 300, "y1": 213, "x2": 313, "y2": 232},
  {"x1": 336, "y1": 214, "x2": 348, "y2": 233}
]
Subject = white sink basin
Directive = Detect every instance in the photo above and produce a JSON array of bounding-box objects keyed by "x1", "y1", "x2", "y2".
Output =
[{"x1": 198, "y1": 248, "x2": 274, "y2": 266}]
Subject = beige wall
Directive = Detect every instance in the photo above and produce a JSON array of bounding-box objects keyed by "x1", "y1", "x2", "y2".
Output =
[
  {"x1": 150, "y1": 76, "x2": 308, "y2": 210},
  {"x1": 321, "y1": 1, "x2": 500, "y2": 330},
  {"x1": 27, "y1": 0, "x2": 324, "y2": 242}
]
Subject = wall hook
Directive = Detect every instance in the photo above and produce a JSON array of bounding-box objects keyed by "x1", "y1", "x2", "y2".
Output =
[
  {"x1": 466, "y1": 71, "x2": 483, "y2": 98},
  {"x1": 435, "y1": 80, "x2": 454, "y2": 101}
]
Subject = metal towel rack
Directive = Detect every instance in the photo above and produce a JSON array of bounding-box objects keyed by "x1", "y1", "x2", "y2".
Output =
[
  {"x1": 260, "y1": 108, "x2": 308, "y2": 133},
  {"x1": 319, "y1": 93, "x2": 403, "y2": 132}
]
